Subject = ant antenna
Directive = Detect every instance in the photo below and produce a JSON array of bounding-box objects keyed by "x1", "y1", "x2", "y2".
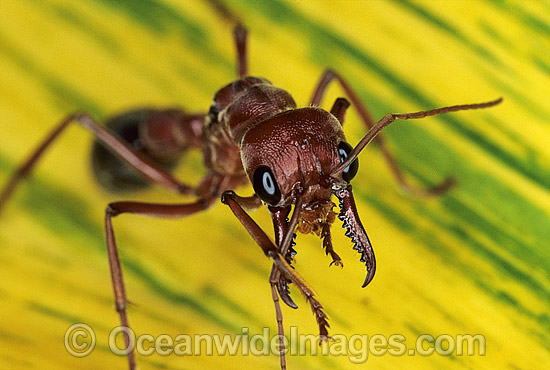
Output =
[{"x1": 331, "y1": 97, "x2": 503, "y2": 178}]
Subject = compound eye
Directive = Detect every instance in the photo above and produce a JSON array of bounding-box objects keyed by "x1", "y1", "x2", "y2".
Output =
[
  {"x1": 338, "y1": 142, "x2": 359, "y2": 182},
  {"x1": 253, "y1": 166, "x2": 282, "y2": 205}
]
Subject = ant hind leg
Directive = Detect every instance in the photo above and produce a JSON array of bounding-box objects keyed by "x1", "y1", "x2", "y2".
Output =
[{"x1": 0, "y1": 112, "x2": 199, "y2": 215}]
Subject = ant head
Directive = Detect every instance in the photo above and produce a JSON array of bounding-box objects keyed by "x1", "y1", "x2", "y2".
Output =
[
  {"x1": 240, "y1": 106, "x2": 374, "y2": 287},
  {"x1": 240, "y1": 107, "x2": 358, "y2": 207}
]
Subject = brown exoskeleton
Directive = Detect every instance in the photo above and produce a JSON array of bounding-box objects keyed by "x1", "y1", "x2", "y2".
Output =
[{"x1": 0, "y1": 3, "x2": 502, "y2": 369}]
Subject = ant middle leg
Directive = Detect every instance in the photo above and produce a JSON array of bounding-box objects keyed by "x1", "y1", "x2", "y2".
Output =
[
  {"x1": 234, "y1": 24, "x2": 248, "y2": 78},
  {"x1": 104, "y1": 178, "x2": 225, "y2": 370},
  {"x1": 311, "y1": 68, "x2": 456, "y2": 196},
  {"x1": 206, "y1": 0, "x2": 248, "y2": 78}
]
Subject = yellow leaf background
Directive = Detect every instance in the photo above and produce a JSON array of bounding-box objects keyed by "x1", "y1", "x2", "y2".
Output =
[{"x1": 0, "y1": 0, "x2": 549, "y2": 369}]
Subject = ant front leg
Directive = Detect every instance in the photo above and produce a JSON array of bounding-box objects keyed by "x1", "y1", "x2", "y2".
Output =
[
  {"x1": 222, "y1": 191, "x2": 330, "y2": 370},
  {"x1": 311, "y1": 69, "x2": 455, "y2": 196}
]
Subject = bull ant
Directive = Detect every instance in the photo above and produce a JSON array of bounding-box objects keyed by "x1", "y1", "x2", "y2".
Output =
[{"x1": 0, "y1": 2, "x2": 501, "y2": 369}]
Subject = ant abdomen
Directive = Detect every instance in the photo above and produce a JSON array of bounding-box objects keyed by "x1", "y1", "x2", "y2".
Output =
[{"x1": 91, "y1": 109, "x2": 180, "y2": 193}]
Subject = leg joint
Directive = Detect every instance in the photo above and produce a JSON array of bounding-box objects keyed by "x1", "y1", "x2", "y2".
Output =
[{"x1": 105, "y1": 204, "x2": 121, "y2": 217}]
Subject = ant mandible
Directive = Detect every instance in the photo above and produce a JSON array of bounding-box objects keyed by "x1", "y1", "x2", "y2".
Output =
[{"x1": 0, "y1": 2, "x2": 501, "y2": 369}]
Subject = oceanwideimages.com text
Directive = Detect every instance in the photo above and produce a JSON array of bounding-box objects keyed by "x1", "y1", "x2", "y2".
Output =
[{"x1": 65, "y1": 324, "x2": 486, "y2": 363}]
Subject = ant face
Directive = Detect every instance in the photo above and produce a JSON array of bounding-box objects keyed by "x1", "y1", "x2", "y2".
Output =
[
  {"x1": 241, "y1": 107, "x2": 357, "y2": 208},
  {"x1": 240, "y1": 105, "x2": 373, "y2": 288}
]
